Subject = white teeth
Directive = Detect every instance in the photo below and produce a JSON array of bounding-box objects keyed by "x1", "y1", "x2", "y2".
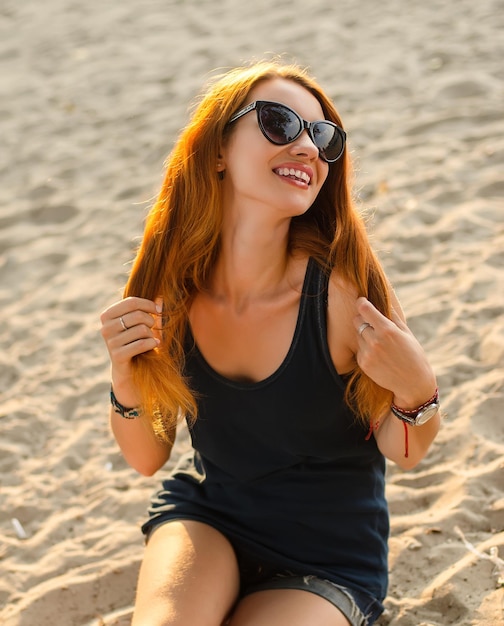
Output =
[{"x1": 276, "y1": 167, "x2": 311, "y2": 184}]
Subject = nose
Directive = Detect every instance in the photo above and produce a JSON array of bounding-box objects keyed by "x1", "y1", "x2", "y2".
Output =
[{"x1": 289, "y1": 128, "x2": 319, "y2": 161}]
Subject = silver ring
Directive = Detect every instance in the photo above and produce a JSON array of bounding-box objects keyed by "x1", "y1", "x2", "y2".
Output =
[
  {"x1": 119, "y1": 316, "x2": 128, "y2": 331},
  {"x1": 358, "y1": 322, "x2": 373, "y2": 337}
]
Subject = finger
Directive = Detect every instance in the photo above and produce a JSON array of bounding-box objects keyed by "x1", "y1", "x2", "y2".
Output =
[
  {"x1": 101, "y1": 302, "x2": 161, "y2": 343},
  {"x1": 356, "y1": 321, "x2": 374, "y2": 339},
  {"x1": 119, "y1": 309, "x2": 158, "y2": 333},
  {"x1": 107, "y1": 338, "x2": 160, "y2": 382},
  {"x1": 101, "y1": 313, "x2": 152, "y2": 342},
  {"x1": 114, "y1": 336, "x2": 160, "y2": 362},
  {"x1": 152, "y1": 297, "x2": 164, "y2": 342},
  {"x1": 100, "y1": 296, "x2": 159, "y2": 324},
  {"x1": 107, "y1": 325, "x2": 160, "y2": 365},
  {"x1": 355, "y1": 297, "x2": 407, "y2": 334},
  {"x1": 354, "y1": 297, "x2": 386, "y2": 332},
  {"x1": 112, "y1": 315, "x2": 160, "y2": 345}
]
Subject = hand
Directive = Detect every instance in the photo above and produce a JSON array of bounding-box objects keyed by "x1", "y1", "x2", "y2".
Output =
[
  {"x1": 353, "y1": 297, "x2": 436, "y2": 408},
  {"x1": 100, "y1": 297, "x2": 162, "y2": 402}
]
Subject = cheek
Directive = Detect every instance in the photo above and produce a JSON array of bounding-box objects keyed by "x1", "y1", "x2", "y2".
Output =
[
  {"x1": 316, "y1": 163, "x2": 330, "y2": 190},
  {"x1": 223, "y1": 135, "x2": 256, "y2": 172},
  {"x1": 225, "y1": 140, "x2": 274, "y2": 183}
]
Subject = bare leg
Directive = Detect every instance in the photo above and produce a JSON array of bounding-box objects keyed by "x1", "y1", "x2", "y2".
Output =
[
  {"x1": 228, "y1": 589, "x2": 353, "y2": 626},
  {"x1": 132, "y1": 520, "x2": 240, "y2": 626}
]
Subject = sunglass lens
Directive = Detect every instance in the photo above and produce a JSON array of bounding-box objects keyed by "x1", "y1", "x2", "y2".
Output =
[
  {"x1": 259, "y1": 104, "x2": 301, "y2": 144},
  {"x1": 313, "y1": 123, "x2": 344, "y2": 162},
  {"x1": 257, "y1": 103, "x2": 345, "y2": 162}
]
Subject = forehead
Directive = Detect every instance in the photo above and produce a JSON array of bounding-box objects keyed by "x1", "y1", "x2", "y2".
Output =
[{"x1": 248, "y1": 78, "x2": 325, "y2": 121}]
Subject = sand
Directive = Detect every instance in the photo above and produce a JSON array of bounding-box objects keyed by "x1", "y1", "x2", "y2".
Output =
[{"x1": 0, "y1": 0, "x2": 503, "y2": 624}]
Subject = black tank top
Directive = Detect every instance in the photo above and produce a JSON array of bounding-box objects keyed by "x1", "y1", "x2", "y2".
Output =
[{"x1": 144, "y1": 258, "x2": 389, "y2": 600}]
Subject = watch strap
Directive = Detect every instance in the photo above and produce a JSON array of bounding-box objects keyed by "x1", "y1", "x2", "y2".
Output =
[
  {"x1": 391, "y1": 389, "x2": 440, "y2": 426},
  {"x1": 391, "y1": 388, "x2": 439, "y2": 416},
  {"x1": 110, "y1": 386, "x2": 141, "y2": 419}
]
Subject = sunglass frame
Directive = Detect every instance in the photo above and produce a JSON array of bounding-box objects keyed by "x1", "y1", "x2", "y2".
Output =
[{"x1": 228, "y1": 100, "x2": 346, "y2": 163}]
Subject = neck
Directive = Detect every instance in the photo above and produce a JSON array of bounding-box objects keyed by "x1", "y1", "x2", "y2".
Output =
[{"x1": 209, "y1": 213, "x2": 293, "y2": 312}]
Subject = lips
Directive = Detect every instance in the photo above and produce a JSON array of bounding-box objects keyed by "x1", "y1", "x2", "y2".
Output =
[{"x1": 274, "y1": 167, "x2": 312, "y2": 185}]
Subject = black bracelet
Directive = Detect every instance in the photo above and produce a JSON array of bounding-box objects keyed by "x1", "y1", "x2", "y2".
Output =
[
  {"x1": 391, "y1": 388, "x2": 439, "y2": 415},
  {"x1": 110, "y1": 386, "x2": 141, "y2": 419}
]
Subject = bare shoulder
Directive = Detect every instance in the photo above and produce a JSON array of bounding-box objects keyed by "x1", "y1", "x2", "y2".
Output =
[
  {"x1": 326, "y1": 271, "x2": 359, "y2": 375},
  {"x1": 327, "y1": 270, "x2": 359, "y2": 324}
]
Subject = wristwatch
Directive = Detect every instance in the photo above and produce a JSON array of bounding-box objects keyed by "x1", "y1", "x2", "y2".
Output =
[{"x1": 391, "y1": 389, "x2": 440, "y2": 426}]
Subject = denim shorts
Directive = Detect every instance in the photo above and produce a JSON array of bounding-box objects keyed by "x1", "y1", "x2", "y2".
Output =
[
  {"x1": 234, "y1": 542, "x2": 382, "y2": 625},
  {"x1": 243, "y1": 574, "x2": 382, "y2": 626}
]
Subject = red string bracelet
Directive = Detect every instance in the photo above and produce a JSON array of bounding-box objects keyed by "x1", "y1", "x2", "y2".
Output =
[
  {"x1": 403, "y1": 421, "x2": 409, "y2": 458},
  {"x1": 365, "y1": 421, "x2": 379, "y2": 441},
  {"x1": 365, "y1": 419, "x2": 409, "y2": 458}
]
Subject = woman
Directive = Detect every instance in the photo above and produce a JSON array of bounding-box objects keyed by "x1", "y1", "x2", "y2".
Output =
[{"x1": 100, "y1": 60, "x2": 440, "y2": 626}]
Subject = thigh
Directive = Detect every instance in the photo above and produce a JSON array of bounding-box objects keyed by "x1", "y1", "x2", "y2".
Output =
[
  {"x1": 132, "y1": 520, "x2": 240, "y2": 626},
  {"x1": 228, "y1": 588, "x2": 354, "y2": 626}
]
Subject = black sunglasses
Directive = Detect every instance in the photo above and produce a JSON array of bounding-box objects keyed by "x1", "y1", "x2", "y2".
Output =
[{"x1": 227, "y1": 100, "x2": 346, "y2": 163}]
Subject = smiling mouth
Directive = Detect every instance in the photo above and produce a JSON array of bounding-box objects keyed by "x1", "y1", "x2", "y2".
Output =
[{"x1": 274, "y1": 167, "x2": 311, "y2": 185}]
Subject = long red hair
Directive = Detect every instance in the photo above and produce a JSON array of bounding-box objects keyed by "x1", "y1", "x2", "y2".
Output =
[{"x1": 124, "y1": 60, "x2": 392, "y2": 440}]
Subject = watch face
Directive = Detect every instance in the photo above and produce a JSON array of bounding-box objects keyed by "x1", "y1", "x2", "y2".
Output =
[{"x1": 415, "y1": 404, "x2": 439, "y2": 425}]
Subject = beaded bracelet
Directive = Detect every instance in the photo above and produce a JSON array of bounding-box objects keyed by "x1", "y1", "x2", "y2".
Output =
[
  {"x1": 391, "y1": 388, "x2": 439, "y2": 416},
  {"x1": 110, "y1": 386, "x2": 141, "y2": 419}
]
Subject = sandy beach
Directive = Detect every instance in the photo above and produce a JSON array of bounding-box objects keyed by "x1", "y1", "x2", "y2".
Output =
[{"x1": 1, "y1": 0, "x2": 503, "y2": 624}]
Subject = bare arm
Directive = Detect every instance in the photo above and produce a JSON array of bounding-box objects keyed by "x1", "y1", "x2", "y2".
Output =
[
  {"x1": 372, "y1": 409, "x2": 439, "y2": 470},
  {"x1": 353, "y1": 293, "x2": 440, "y2": 469},
  {"x1": 109, "y1": 404, "x2": 174, "y2": 476},
  {"x1": 100, "y1": 296, "x2": 173, "y2": 475}
]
